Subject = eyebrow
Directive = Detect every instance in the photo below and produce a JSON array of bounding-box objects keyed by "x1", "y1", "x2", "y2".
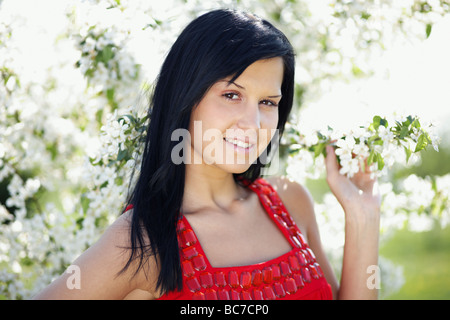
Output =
[
  {"x1": 225, "y1": 80, "x2": 282, "y2": 98},
  {"x1": 226, "y1": 80, "x2": 245, "y2": 90}
]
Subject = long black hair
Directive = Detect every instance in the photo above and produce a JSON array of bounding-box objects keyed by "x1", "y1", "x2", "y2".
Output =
[{"x1": 122, "y1": 9, "x2": 295, "y2": 294}]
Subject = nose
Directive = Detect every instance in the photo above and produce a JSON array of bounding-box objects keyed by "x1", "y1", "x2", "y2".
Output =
[{"x1": 236, "y1": 100, "x2": 260, "y2": 130}]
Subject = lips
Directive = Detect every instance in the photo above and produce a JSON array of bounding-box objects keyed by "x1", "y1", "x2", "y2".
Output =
[{"x1": 223, "y1": 137, "x2": 256, "y2": 149}]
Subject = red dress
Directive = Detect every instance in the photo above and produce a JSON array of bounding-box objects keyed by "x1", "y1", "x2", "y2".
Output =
[{"x1": 157, "y1": 178, "x2": 333, "y2": 300}]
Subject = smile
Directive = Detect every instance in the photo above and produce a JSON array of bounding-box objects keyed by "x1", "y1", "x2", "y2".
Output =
[{"x1": 224, "y1": 137, "x2": 255, "y2": 150}]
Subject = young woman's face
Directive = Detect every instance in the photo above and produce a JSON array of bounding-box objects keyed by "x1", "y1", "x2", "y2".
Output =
[{"x1": 187, "y1": 57, "x2": 284, "y2": 173}]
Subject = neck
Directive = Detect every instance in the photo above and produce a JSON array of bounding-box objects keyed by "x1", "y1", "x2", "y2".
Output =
[{"x1": 182, "y1": 163, "x2": 248, "y2": 214}]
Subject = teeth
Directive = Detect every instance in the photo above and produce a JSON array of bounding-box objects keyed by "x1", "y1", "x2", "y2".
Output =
[{"x1": 225, "y1": 138, "x2": 252, "y2": 149}]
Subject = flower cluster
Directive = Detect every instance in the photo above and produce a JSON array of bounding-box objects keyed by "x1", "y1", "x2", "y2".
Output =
[
  {"x1": 71, "y1": 1, "x2": 142, "y2": 109},
  {"x1": 0, "y1": 0, "x2": 151, "y2": 299},
  {"x1": 285, "y1": 114, "x2": 440, "y2": 180},
  {"x1": 82, "y1": 106, "x2": 148, "y2": 229},
  {"x1": 314, "y1": 172, "x2": 450, "y2": 298}
]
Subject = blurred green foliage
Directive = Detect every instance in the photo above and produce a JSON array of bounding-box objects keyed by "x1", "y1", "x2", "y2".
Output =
[
  {"x1": 381, "y1": 225, "x2": 450, "y2": 299},
  {"x1": 394, "y1": 144, "x2": 450, "y2": 179}
]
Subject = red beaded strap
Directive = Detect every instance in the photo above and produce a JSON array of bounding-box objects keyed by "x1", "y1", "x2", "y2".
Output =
[{"x1": 246, "y1": 178, "x2": 307, "y2": 250}]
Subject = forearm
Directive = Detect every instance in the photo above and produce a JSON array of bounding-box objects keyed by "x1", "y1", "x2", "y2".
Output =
[{"x1": 338, "y1": 208, "x2": 380, "y2": 300}]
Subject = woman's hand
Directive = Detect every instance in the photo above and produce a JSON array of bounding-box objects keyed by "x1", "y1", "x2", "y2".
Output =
[
  {"x1": 324, "y1": 145, "x2": 381, "y2": 300},
  {"x1": 324, "y1": 145, "x2": 381, "y2": 220}
]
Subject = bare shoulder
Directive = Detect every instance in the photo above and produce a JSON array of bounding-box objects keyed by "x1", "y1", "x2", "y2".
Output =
[
  {"x1": 34, "y1": 209, "x2": 159, "y2": 300},
  {"x1": 264, "y1": 176, "x2": 315, "y2": 215},
  {"x1": 264, "y1": 176, "x2": 316, "y2": 236}
]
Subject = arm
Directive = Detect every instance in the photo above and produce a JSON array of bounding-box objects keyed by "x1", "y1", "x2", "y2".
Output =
[
  {"x1": 324, "y1": 145, "x2": 381, "y2": 300},
  {"x1": 33, "y1": 211, "x2": 159, "y2": 300},
  {"x1": 269, "y1": 144, "x2": 381, "y2": 300}
]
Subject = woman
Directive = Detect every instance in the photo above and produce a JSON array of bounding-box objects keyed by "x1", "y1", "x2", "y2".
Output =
[{"x1": 35, "y1": 9, "x2": 380, "y2": 300}]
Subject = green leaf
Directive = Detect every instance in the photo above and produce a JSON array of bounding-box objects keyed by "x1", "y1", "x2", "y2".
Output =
[
  {"x1": 117, "y1": 148, "x2": 128, "y2": 161},
  {"x1": 100, "y1": 45, "x2": 114, "y2": 63},
  {"x1": 426, "y1": 23, "x2": 432, "y2": 38},
  {"x1": 361, "y1": 12, "x2": 371, "y2": 20},
  {"x1": 404, "y1": 146, "x2": 412, "y2": 163},
  {"x1": 367, "y1": 134, "x2": 379, "y2": 144},
  {"x1": 372, "y1": 115, "x2": 388, "y2": 131},
  {"x1": 81, "y1": 194, "x2": 90, "y2": 214},
  {"x1": 314, "y1": 143, "x2": 326, "y2": 158},
  {"x1": 84, "y1": 67, "x2": 95, "y2": 78},
  {"x1": 367, "y1": 149, "x2": 376, "y2": 165},
  {"x1": 377, "y1": 155, "x2": 385, "y2": 170},
  {"x1": 106, "y1": 88, "x2": 115, "y2": 103},
  {"x1": 406, "y1": 115, "x2": 414, "y2": 125},
  {"x1": 136, "y1": 125, "x2": 147, "y2": 133},
  {"x1": 399, "y1": 126, "x2": 409, "y2": 139},
  {"x1": 372, "y1": 115, "x2": 382, "y2": 130},
  {"x1": 317, "y1": 131, "x2": 326, "y2": 140},
  {"x1": 122, "y1": 114, "x2": 136, "y2": 125},
  {"x1": 352, "y1": 64, "x2": 364, "y2": 77},
  {"x1": 415, "y1": 133, "x2": 428, "y2": 152},
  {"x1": 373, "y1": 138, "x2": 383, "y2": 146}
]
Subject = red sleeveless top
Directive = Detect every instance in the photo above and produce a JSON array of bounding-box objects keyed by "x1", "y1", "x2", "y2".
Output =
[{"x1": 157, "y1": 178, "x2": 333, "y2": 300}]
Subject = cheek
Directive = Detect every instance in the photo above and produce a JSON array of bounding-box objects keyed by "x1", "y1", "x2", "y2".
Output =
[
  {"x1": 262, "y1": 111, "x2": 279, "y2": 134},
  {"x1": 261, "y1": 108, "x2": 279, "y2": 128},
  {"x1": 257, "y1": 111, "x2": 279, "y2": 146},
  {"x1": 188, "y1": 101, "x2": 227, "y2": 153},
  {"x1": 190, "y1": 96, "x2": 229, "y2": 127}
]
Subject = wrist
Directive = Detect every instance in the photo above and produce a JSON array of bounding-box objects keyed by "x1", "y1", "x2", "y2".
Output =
[
  {"x1": 343, "y1": 204, "x2": 380, "y2": 235},
  {"x1": 343, "y1": 197, "x2": 380, "y2": 218}
]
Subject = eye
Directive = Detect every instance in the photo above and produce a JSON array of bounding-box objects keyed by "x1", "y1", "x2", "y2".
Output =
[
  {"x1": 260, "y1": 99, "x2": 279, "y2": 107},
  {"x1": 223, "y1": 92, "x2": 240, "y2": 101}
]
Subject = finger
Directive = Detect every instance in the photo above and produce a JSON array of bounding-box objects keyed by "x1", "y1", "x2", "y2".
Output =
[
  {"x1": 325, "y1": 145, "x2": 339, "y2": 177},
  {"x1": 325, "y1": 145, "x2": 355, "y2": 207}
]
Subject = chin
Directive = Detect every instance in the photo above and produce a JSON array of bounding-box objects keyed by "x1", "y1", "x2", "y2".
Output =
[{"x1": 214, "y1": 162, "x2": 254, "y2": 175}]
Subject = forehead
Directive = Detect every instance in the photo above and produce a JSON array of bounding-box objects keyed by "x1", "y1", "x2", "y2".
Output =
[{"x1": 230, "y1": 57, "x2": 284, "y2": 88}]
